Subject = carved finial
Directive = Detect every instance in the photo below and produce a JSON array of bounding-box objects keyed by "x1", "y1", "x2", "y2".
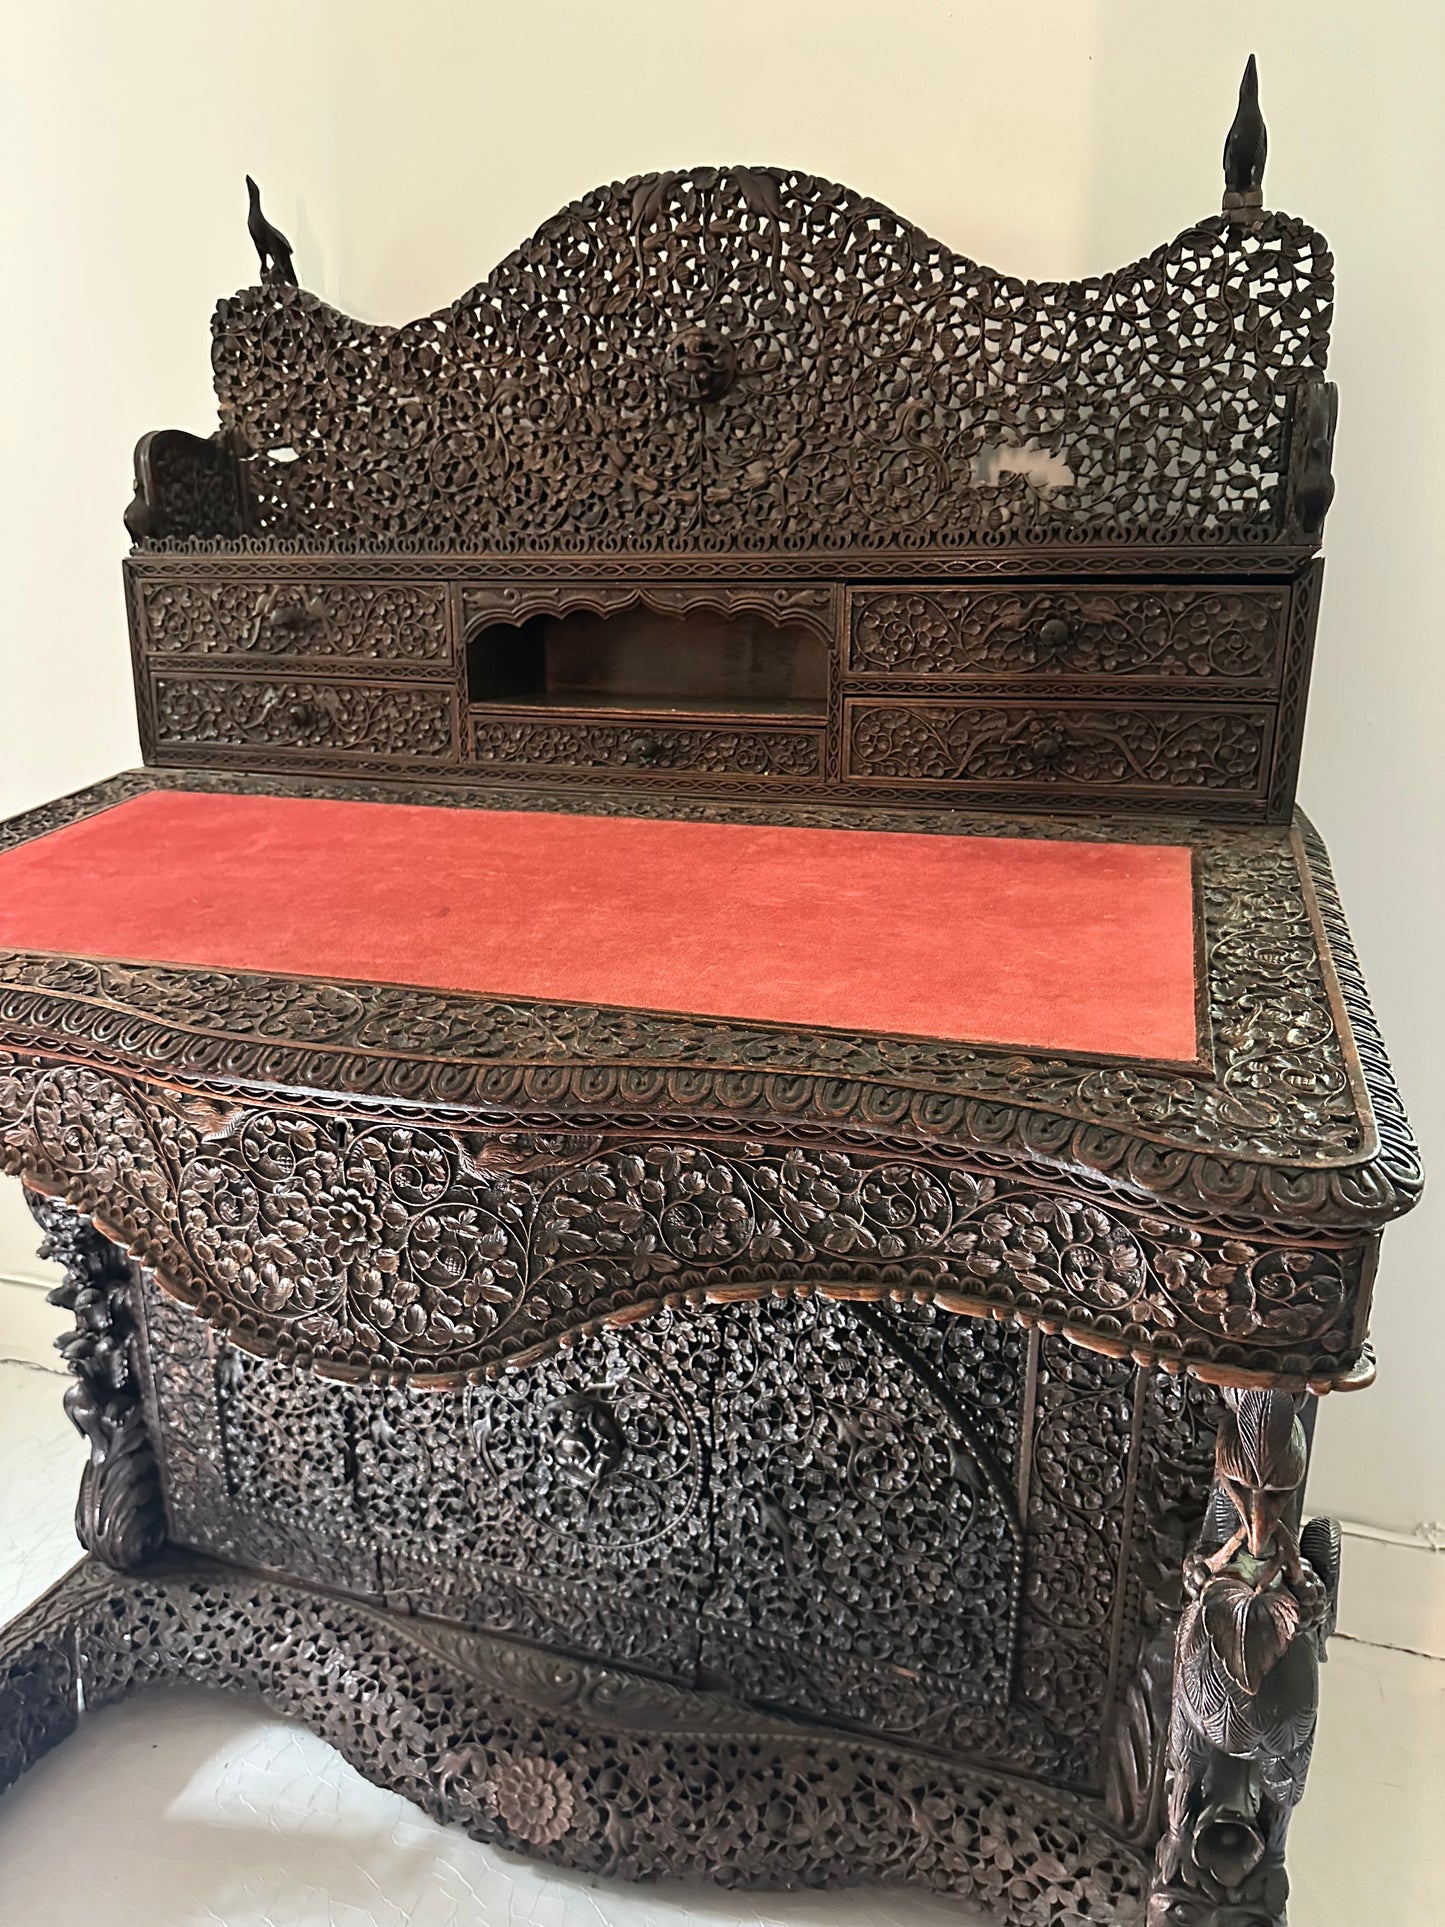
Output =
[
  {"x1": 1222, "y1": 54, "x2": 1268, "y2": 221},
  {"x1": 245, "y1": 174, "x2": 298, "y2": 287}
]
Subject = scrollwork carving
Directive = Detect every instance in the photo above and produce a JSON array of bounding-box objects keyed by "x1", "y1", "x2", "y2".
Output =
[
  {"x1": 847, "y1": 703, "x2": 1271, "y2": 795},
  {"x1": 848, "y1": 589, "x2": 1284, "y2": 683},
  {"x1": 0, "y1": 1077, "x2": 1373, "y2": 1386},
  {"x1": 139, "y1": 579, "x2": 452, "y2": 662},
  {"x1": 150, "y1": 674, "x2": 457, "y2": 758}
]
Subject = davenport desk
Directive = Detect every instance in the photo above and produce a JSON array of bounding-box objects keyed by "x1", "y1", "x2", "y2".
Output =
[{"x1": 0, "y1": 72, "x2": 1422, "y2": 1927}]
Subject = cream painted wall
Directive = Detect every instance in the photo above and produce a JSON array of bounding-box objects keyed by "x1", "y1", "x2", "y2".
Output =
[{"x1": 1, "y1": 3, "x2": 1440, "y2": 1554}]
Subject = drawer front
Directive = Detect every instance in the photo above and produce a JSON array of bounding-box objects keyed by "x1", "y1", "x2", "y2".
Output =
[
  {"x1": 137, "y1": 578, "x2": 453, "y2": 666},
  {"x1": 468, "y1": 711, "x2": 826, "y2": 782},
  {"x1": 844, "y1": 698, "x2": 1274, "y2": 799},
  {"x1": 149, "y1": 671, "x2": 459, "y2": 763},
  {"x1": 847, "y1": 585, "x2": 1287, "y2": 685}
]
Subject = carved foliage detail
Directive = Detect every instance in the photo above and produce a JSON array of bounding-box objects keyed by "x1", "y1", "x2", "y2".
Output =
[
  {"x1": 847, "y1": 703, "x2": 1271, "y2": 793},
  {"x1": 24, "y1": 1191, "x2": 166, "y2": 1571},
  {"x1": 468, "y1": 716, "x2": 823, "y2": 777},
  {"x1": 849, "y1": 589, "x2": 1284, "y2": 681},
  {"x1": 205, "y1": 174, "x2": 1331, "y2": 550},
  {"x1": 141, "y1": 580, "x2": 452, "y2": 661},
  {"x1": 0, "y1": 1085, "x2": 1368, "y2": 1385},
  {"x1": 151, "y1": 675, "x2": 456, "y2": 757}
]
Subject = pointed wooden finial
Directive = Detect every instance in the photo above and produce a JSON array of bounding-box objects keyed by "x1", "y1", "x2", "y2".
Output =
[{"x1": 1222, "y1": 54, "x2": 1268, "y2": 221}]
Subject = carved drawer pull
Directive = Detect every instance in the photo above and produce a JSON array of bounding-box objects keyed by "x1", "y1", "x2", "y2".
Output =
[
  {"x1": 1034, "y1": 617, "x2": 1075, "y2": 658},
  {"x1": 284, "y1": 697, "x2": 329, "y2": 733},
  {"x1": 263, "y1": 600, "x2": 320, "y2": 637}
]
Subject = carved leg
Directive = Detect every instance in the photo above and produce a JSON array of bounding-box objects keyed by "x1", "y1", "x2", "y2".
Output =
[
  {"x1": 23, "y1": 1187, "x2": 166, "y2": 1571},
  {"x1": 1148, "y1": 1388, "x2": 1339, "y2": 1926}
]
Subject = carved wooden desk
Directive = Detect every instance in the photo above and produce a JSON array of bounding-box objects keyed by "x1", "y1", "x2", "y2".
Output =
[{"x1": 0, "y1": 73, "x2": 1421, "y2": 1927}]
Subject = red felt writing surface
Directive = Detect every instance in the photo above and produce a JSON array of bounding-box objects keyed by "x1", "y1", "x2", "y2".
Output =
[{"x1": 0, "y1": 791, "x2": 1200, "y2": 1062}]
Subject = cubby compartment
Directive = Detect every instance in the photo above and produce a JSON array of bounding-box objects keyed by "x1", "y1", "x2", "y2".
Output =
[{"x1": 466, "y1": 604, "x2": 830, "y2": 719}]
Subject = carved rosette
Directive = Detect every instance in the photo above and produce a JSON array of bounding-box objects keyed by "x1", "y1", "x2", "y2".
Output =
[
  {"x1": 1147, "y1": 1388, "x2": 1339, "y2": 1926},
  {"x1": 25, "y1": 1191, "x2": 166, "y2": 1572}
]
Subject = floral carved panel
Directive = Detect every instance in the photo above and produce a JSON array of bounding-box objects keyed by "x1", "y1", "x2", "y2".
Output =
[
  {"x1": 847, "y1": 589, "x2": 1286, "y2": 683},
  {"x1": 205, "y1": 174, "x2": 1331, "y2": 551},
  {"x1": 0, "y1": 1067, "x2": 1371, "y2": 1387},
  {"x1": 845, "y1": 702, "x2": 1272, "y2": 793},
  {"x1": 149, "y1": 675, "x2": 457, "y2": 760},
  {"x1": 139, "y1": 580, "x2": 452, "y2": 663},
  {"x1": 468, "y1": 716, "x2": 824, "y2": 779}
]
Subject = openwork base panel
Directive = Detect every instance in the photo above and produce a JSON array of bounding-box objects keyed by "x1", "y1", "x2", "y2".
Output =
[
  {"x1": 0, "y1": 1555, "x2": 1151, "y2": 1925},
  {"x1": 137, "y1": 1268, "x2": 1223, "y2": 1798}
]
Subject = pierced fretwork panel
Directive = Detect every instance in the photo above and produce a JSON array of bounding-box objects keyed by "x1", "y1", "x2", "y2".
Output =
[
  {"x1": 140, "y1": 1272, "x2": 1185, "y2": 1791},
  {"x1": 209, "y1": 172, "x2": 1331, "y2": 551}
]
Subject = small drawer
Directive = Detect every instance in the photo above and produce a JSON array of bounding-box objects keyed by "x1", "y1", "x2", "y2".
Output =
[
  {"x1": 137, "y1": 577, "x2": 453, "y2": 667},
  {"x1": 468, "y1": 710, "x2": 826, "y2": 782},
  {"x1": 843, "y1": 698, "x2": 1274, "y2": 799},
  {"x1": 148, "y1": 672, "x2": 459, "y2": 763},
  {"x1": 846, "y1": 585, "x2": 1287, "y2": 685}
]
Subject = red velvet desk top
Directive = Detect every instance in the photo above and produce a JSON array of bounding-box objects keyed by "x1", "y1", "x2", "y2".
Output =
[{"x1": 0, "y1": 791, "x2": 1200, "y2": 1063}]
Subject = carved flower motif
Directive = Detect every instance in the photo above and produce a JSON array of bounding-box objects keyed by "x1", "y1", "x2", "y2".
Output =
[{"x1": 483, "y1": 1753, "x2": 578, "y2": 1845}]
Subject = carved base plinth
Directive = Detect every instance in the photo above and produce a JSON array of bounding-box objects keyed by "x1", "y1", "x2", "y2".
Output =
[{"x1": 0, "y1": 1553, "x2": 1150, "y2": 1923}]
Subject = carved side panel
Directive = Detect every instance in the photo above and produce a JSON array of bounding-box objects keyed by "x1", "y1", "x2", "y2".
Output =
[
  {"x1": 1105, "y1": 1371, "x2": 1222, "y2": 1847},
  {"x1": 1015, "y1": 1338, "x2": 1138, "y2": 1788},
  {"x1": 701, "y1": 1299, "x2": 1028, "y2": 1756}
]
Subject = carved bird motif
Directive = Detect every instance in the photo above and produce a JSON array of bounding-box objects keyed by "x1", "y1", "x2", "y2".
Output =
[
  {"x1": 1160, "y1": 1390, "x2": 1331, "y2": 1902},
  {"x1": 1223, "y1": 55, "x2": 1268, "y2": 197},
  {"x1": 245, "y1": 175, "x2": 298, "y2": 287}
]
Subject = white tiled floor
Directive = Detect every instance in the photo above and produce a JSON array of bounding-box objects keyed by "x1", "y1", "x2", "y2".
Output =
[{"x1": 1, "y1": 1358, "x2": 1440, "y2": 1926}]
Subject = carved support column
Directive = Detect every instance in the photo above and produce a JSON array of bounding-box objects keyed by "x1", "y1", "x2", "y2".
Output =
[
  {"x1": 24, "y1": 1187, "x2": 166, "y2": 1571},
  {"x1": 1147, "y1": 1388, "x2": 1340, "y2": 1926}
]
